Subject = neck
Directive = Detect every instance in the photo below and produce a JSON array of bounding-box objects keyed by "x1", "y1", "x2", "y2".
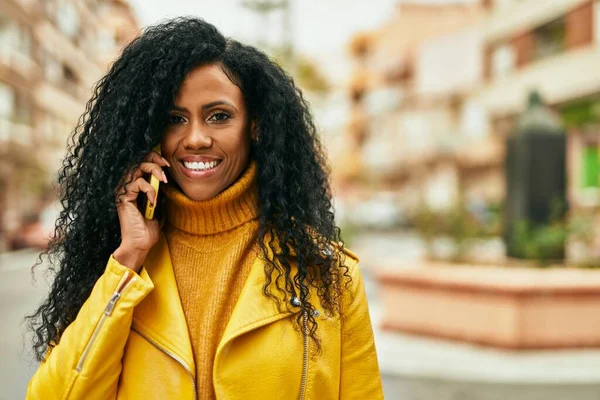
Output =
[{"x1": 162, "y1": 161, "x2": 259, "y2": 235}]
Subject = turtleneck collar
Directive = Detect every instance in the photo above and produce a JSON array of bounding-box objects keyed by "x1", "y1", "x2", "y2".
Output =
[{"x1": 162, "y1": 161, "x2": 259, "y2": 235}]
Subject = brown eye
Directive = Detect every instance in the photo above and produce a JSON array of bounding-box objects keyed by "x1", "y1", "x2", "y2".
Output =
[
  {"x1": 208, "y1": 111, "x2": 231, "y2": 123},
  {"x1": 168, "y1": 115, "x2": 187, "y2": 124}
]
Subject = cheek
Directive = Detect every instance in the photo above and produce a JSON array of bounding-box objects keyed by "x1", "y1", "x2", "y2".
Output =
[
  {"x1": 223, "y1": 128, "x2": 251, "y2": 156},
  {"x1": 159, "y1": 132, "x2": 177, "y2": 159}
]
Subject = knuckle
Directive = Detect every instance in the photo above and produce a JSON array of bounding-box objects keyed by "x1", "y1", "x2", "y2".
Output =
[
  {"x1": 141, "y1": 179, "x2": 154, "y2": 192},
  {"x1": 136, "y1": 177, "x2": 148, "y2": 187}
]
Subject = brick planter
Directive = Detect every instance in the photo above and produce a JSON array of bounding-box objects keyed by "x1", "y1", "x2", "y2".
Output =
[{"x1": 375, "y1": 263, "x2": 600, "y2": 349}]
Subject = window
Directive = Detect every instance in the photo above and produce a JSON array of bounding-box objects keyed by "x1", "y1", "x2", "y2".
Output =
[
  {"x1": 61, "y1": 63, "x2": 80, "y2": 98},
  {"x1": 14, "y1": 94, "x2": 32, "y2": 125},
  {"x1": 491, "y1": 44, "x2": 515, "y2": 78},
  {"x1": 43, "y1": 51, "x2": 62, "y2": 82},
  {"x1": 0, "y1": 81, "x2": 15, "y2": 119},
  {"x1": 0, "y1": 17, "x2": 14, "y2": 54},
  {"x1": 96, "y1": 29, "x2": 114, "y2": 54},
  {"x1": 62, "y1": 64, "x2": 77, "y2": 83},
  {"x1": 0, "y1": 17, "x2": 32, "y2": 56},
  {"x1": 533, "y1": 17, "x2": 566, "y2": 60},
  {"x1": 582, "y1": 145, "x2": 600, "y2": 188},
  {"x1": 461, "y1": 101, "x2": 489, "y2": 139},
  {"x1": 56, "y1": 2, "x2": 80, "y2": 39}
]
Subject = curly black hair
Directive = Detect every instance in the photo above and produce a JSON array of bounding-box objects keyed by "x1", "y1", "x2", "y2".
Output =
[{"x1": 26, "y1": 17, "x2": 351, "y2": 361}]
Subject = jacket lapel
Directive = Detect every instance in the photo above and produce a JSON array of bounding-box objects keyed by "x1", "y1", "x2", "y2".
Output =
[
  {"x1": 131, "y1": 233, "x2": 196, "y2": 375},
  {"x1": 214, "y1": 255, "x2": 300, "y2": 366},
  {"x1": 131, "y1": 233, "x2": 302, "y2": 378}
]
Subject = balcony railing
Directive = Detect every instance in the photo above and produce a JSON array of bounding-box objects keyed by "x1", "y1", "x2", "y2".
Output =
[{"x1": 477, "y1": 45, "x2": 600, "y2": 115}]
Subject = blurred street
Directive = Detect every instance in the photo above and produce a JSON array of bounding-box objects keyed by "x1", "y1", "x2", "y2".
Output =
[{"x1": 0, "y1": 249, "x2": 49, "y2": 400}]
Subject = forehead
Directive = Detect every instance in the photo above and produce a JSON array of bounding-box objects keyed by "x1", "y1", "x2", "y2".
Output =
[{"x1": 175, "y1": 64, "x2": 243, "y2": 105}]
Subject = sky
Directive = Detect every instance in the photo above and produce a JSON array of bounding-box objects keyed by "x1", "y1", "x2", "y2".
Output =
[
  {"x1": 128, "y1": 0, "x2": 400, "y2": 83},
  {"x1": 130, "y1": 0, "x2": 397, "y2": 54},
  {"x1": 128, "y1": 0, "x2": 479, "y2": 87}
]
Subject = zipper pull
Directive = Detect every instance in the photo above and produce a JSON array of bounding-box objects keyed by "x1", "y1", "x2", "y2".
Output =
[{"x1": 104, "y1": 292, "x2": 121, "y2": 316}]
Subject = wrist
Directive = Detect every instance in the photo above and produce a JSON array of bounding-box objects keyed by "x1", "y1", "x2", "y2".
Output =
[{"x1": 113, "y1": 246, "x2": 147, "y2": 272}]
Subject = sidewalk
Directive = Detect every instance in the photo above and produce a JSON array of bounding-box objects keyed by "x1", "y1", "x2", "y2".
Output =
[{"x1": 0, "y1": 249, "x2": 49, "y2": 400}]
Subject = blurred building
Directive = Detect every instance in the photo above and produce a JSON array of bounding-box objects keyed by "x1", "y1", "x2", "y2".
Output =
[
  {"x1": 343, "y1": 1, "x2": 489, "y2": 220},
  {"x1": 343, "y1": 0, "x2": 600, "y2": 225},
  {"x1": 0, "y1": 0, "x2": 139, "y2": 251},
  {"x1": 478, "y1": 0, "x2": 600, "y2": 212}
]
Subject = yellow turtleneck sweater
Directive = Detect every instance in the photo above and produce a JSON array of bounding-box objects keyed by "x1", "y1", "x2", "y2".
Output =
[{"x1": 161, "y1": 162, "x2": 260, "y2": 399}]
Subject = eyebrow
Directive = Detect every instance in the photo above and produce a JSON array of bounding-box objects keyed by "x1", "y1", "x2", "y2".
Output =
[{"x1": 171, "y1": 101, "x2": 237, "y2": 112}]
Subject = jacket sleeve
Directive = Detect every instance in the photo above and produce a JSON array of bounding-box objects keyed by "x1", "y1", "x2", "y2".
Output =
[
  {"x1": 26, "y1": 254, "x2": 154, "y2": 400},
  {"x1": 339, "y1": 258, "x2": 384, "y2": 399}
]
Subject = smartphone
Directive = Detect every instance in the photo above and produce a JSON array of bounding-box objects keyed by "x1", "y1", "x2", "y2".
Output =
[
  {"x1": 144, "y1": 173, "x2": 161, "y2": 220},
  {"x1": 139, "y1": 145, "x2": 162, "y2": 220}
]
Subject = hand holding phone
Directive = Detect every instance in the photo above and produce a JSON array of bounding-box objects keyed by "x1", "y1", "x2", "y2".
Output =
[
  {"x1": 114, "y1": 147, "x2": 169, "y2": 271},
  {"x1": 140, "y1": 145, "x2": 164, "y2": 220}
]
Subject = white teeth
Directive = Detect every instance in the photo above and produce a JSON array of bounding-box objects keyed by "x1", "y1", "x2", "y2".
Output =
[{"x1": 183, "y1": 160, "x2": 220, "y2": 171}]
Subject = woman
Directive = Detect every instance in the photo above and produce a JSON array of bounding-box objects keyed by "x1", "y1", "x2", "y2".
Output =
[{"x1": 26, "y1": 17, "x2": 382, "y2": 399}]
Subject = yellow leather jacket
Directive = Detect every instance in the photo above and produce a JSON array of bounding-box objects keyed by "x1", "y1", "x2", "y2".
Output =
[{"x1": 26, "y1": 233, "x2": 383, "y2": 399}]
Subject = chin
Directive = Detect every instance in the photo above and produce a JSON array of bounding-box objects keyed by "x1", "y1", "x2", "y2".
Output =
[{"x1": 186, "y1": 189, "x2": 219, "y2": 202}]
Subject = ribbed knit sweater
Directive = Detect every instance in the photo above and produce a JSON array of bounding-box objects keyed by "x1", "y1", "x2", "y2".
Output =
[{"x1": 162, "y1": 162, "x2": 260, "y2": 399}]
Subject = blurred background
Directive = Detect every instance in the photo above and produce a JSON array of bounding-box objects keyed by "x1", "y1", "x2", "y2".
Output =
[{"x1": 3, "y1": 0, "x2": 600, "y2": 399}]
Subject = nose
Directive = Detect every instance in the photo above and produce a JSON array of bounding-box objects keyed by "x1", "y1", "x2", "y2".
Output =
[{"x1": 182, "y1": 121, "x2": 212, "y2": 149}]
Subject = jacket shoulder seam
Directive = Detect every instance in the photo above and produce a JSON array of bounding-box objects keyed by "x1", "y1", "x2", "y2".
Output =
[{"x1": 341, "y1": 246, "x2": 360, "y2": 265}]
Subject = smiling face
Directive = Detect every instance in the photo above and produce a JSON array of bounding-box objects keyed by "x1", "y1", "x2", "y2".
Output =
[{"x1": 160, "y1": 63, "x2": 253, "y2": 201}]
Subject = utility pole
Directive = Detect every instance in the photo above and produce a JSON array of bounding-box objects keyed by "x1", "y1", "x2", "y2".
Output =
[{"x1": 240, "y1": 0, "x2": 294, "y2": 73}]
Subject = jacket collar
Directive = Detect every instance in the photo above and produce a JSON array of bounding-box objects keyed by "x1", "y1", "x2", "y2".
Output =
[
  {"x1": 131, "y1": 233, "x2": 196, "y2": 372},
  {"x1": 215, "y1": 251, "x2": 300, "y2": 362},
  {"x1": 131, "y1": 233, "x2": 299, "y2": 375}
]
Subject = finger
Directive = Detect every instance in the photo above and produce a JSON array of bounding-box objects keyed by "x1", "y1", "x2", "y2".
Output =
[
  {"x1": 117, "y1": 177, "x2": 157, "y2": 206},
  {"x1": 116, "y1": 152, "x2": 169, "y2": 194},
  {"x1": 138, "y1": 179, "x2": 158, "y2": 207},
  {"x1": 139, "y1": 162, "x2": 168, "y2": 183},
  {"x1": 122, "y1": 161, "x2": 165, "y2": 184},
  {"x1": 118, "y1": 164, "x2": 146, "y2": 188},
  {"x1": 144, "y1": 151, "x2": 170, "y2": 167}
]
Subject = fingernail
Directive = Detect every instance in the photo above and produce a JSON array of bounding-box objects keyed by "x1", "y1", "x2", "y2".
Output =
[
  {"x1": 161, "y1": 157, "x2": 171, "y2": 167},
  {"x1": 162, "y1": 171, "x2": 168, "y2": 183}
]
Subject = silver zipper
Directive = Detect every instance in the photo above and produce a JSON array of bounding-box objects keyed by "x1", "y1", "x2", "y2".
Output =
[
  {"x1": 104, "y1": 291, "x2": 121, "y2": 316},
  {"x1": 76, "y1": 272, "x2": 136, "y2": 372},
  {"x1": 131, "y1": 325, "x2": 198, "y2": 400},
  {"x1": 299, "y1": 309, "x2": 309, "y2": 400}
]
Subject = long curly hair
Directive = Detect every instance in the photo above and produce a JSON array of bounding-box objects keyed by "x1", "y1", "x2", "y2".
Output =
[{"x1": 26, "y1": 17, "x2": 350, "y2": 361}]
